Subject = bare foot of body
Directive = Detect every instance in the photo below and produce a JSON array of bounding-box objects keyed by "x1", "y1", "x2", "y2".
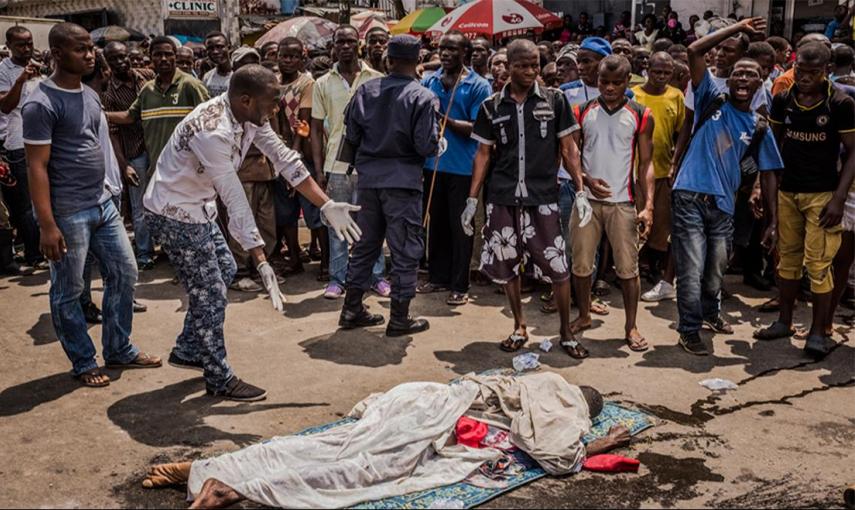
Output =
[
  {"x1": 142, "y1": 462, "x2": 192, "y2": 488},
  {"x1": 190, "y1": 478, "x2": 244, "y2": 509}
]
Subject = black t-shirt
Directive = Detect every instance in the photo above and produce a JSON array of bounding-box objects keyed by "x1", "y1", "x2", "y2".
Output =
[
  {"x1": 770, "y1": 82, "x2": 855, "y2": 193},
  {"x1": 472, "y1": 84, "x2": 578, "y2": 206}
]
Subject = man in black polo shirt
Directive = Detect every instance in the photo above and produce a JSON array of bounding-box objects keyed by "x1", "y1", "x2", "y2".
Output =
[
  {"x1": 463, "y1": 39, "x2": 593, "y2": 358},
  {"x1": 757, "y1": 42, "x2": 855, "y2": 358}
]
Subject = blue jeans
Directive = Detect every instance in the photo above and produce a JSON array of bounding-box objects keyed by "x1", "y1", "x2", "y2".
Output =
[
  {"x1": 325, "y1": 173, "x2": 385, "y2": 288},
  {"x1": 126, "y1": 153, "x2": 153, "y2": 262},
  {"x1": 147, "y1": 214, "x2": 236, "y2": 391},
  {"x1": 671, "y1": 190, "x2": 734, "y2": 335},
  {"x1": 80, "y1": 195, "x2": 122, "y2": 308},
  {"x1": 50, "y1": 200, "x2": 139, "y2": 375}
]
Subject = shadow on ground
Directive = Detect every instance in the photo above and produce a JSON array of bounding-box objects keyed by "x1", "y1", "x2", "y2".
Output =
[
  {"x1": 106, "y1": 378, "x2": 328, "y2": 448},
  {"x1": 299, "y1": 329, "x2": 412, "y2": 367}
]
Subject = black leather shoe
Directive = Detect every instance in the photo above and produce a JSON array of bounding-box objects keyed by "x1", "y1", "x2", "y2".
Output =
[
  {"x1": 385, "y1": 299, "x2": 429, "y2": 337},
  {"x1": 339, "y1": 288, "x2": 385, "y2": 329},
  {"x1": 133, "y1": 300, "x2": 148, "y2": 313}
]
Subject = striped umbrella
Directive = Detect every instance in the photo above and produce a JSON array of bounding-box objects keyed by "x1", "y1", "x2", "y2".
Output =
[
  {"x1": 254, "y1": 16, "x2": 338, "y2": 52},
  {"x1": 392, "y1": 7, "x2": 449, "y2": 35},
  {"x1": 427, "y1": 0, "x2": 559, "y2": 39}
]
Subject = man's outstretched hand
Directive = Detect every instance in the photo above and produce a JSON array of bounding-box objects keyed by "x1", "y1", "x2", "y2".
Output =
[
  {"x1": 257, "y1": 261, "x2": 285, "y2": 313},
  {"x1": 321, "y1": 200, "x2": 363, "y2": 244}
]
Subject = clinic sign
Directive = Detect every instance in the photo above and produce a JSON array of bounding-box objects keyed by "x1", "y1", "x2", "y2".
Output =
[{"x1": 166, "y1": 0, "x2": 219, "y2": 19}]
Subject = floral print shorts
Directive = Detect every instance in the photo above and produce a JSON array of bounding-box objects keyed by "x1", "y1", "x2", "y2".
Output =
[{"x1": 479, "y1": 202, "x2": 569, "y2": 284}]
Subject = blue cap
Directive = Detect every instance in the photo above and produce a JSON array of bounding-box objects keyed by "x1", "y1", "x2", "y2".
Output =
[
  {"x1": 579, "y1": 37, "x2": 612, "y2": 58},
  {"x1": 387, "y1": 34, "x2": 421, "y2": 61}
]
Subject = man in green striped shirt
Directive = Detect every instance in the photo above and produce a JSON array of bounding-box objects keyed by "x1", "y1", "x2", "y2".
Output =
[{"x1": 108, "y1": 36, "x2": 209, "y2": 172}]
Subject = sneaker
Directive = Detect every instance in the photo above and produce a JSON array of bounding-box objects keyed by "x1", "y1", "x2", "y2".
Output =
[
  {"x1": 230, "y1": 276, "x2": 263, "y2": 292},
  {"x1": 207, "y1": 377, "x2": 267, "y2": 402},
  {"x1": 83, "y1": 301, "x2": 103, "y2": 324},
  {"x1": 167, "y1": 352, "x2": 203, "y2": 372},
  {"x1": 703, "y1": 316, "x2": 734, "y2": 335},
  {"x1": 679, "y1": 332, "x2": 709, "y2": 356},
  {"x1": 137, "y1": 258, "x2": 155, "y2": 271},
  {"x1": 323, "y1": 282, "x2": 344, "y2": 299},
  {"x1": 371, "y1": 279, "x2": 391, "y2": 298},
  {"x1": 593, "y1": 279, "x2": 611, "y2": 297},
  {"x1": 641, "y1": 280, "x2": 676, "y2": 302}
]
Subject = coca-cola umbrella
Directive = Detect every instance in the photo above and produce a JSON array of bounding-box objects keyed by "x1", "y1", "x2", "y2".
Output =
[
  {"x1": 427, "y1": 0, "x2": 557, "y2": 39},
  {"x1": 254, "y1": 16, "x2": 338, "y2": 52}
]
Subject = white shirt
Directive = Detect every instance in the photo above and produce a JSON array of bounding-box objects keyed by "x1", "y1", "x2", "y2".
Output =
[
  {"x1": 0, "y1": 58, "x2": 42, "y2": 150},
  {"x1": 684, "y1": 69, "x2": 767, "y2": 113},
  {"x1": 144, "y1": 94, "x2": 310, "y2": 250}
]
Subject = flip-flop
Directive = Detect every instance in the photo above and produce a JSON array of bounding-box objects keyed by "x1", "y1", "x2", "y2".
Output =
[
  {"x1": 625, "y1": 336, "x2": 649, "y2": 352},
  {"x1": 500, "y1": 332, "x2": 529, "y2": 352},
  {"x1": 105, "y1": 352, "x2": 162, "y2": 369},
  {"x1": 560, "y1": 338, "x2": 589, "y2": 359},
  {"x1": 591, "y1": 300, "x2": 610, "y2": 316},
  {"x1": 74, "y1": 368, "x2": 110, "y2": 387},
  {"x1": 753, "y1": 321, "x2": 796, "y2": 341},
  {"x1": 417, "y1": 282, "x2": 449, "y2": 294}
]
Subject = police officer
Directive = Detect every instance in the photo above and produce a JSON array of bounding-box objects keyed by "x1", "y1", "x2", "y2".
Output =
[{"x1": 338, "y1": 34, "x2": 440, "y2": 336}]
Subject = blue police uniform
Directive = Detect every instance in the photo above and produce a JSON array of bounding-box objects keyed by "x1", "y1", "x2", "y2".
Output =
[{"x1": 338, "y1": 35, "x2": 439, "y2": 336}]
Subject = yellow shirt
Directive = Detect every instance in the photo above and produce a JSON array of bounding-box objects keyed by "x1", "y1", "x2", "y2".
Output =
[
  {"x1": 311, "y1": 62, "x2": 383, "y2": 174},
  {"x1": 631, "y1": 84, "x2": 685, "y2": 179}
]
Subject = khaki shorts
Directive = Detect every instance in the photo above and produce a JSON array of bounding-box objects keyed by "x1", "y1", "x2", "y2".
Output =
[
  {"x1": 571, "y1": 201, "x2": 639, "y2": 279},
  {"x1": 777, "y1": 191, "x2": 842, "y2": 294},
  {"x1": 647, "y1": 178, "x2": 672, "y2": 252}
]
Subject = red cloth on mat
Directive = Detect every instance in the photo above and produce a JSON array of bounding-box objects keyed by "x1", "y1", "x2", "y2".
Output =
[
  {"x1": 582, "y1": 454, "x2": 640, "y2": 473},
  {"x1": 455, "y1": 416, "x2": 489, "y2": 448}
]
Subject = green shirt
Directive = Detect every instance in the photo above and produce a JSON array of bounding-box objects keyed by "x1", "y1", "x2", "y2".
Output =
[{"x1": 128, "y1": 69, "x2": 209, "y2": 172}]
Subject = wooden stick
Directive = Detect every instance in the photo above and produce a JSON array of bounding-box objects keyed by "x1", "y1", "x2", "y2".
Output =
[{"x1": 423, "y1": 70, "x2": 465, "y2": 229}]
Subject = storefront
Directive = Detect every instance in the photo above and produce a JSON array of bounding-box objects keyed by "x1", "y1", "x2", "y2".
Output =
[{"x1": 0, "y1": 0, "x2": 239, "y2": 44}]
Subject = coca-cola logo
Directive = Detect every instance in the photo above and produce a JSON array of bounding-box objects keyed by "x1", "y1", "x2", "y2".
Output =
[
  {"x1": 502, "y1": 13, "x2": 523, "y2": 24},
  {"x1": 441, "y1": 16, "x2": 453, "y2": 27}
]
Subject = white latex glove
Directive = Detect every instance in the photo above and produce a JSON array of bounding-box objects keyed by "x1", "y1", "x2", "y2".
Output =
[
  {"x1": 437, "y1": 137, "x2": 448, "y2": 157},
  {"x1": 257, "y1": 261, "x2": 285, "y2": 312},
  {"x1": 320, "y1": 200, "x2": 363, "y2": 244},
  {"x1": 575, "y1": 191, "x2": 593, "y2": 228},
  {"x1": 461, "y1": 197, "x2": 478, "y2": 236}
]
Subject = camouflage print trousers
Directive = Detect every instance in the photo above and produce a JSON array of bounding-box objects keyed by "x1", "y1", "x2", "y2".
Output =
[{"x1": 147, "y1": 213, "x2": 237, "y2": 391}]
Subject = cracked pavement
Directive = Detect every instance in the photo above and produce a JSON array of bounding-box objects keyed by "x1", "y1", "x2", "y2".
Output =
[{"x1": 0, "y1": 265, "x2": 852, "y2": 508}]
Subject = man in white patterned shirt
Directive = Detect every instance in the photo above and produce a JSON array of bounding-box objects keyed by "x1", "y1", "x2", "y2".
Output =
[{"x1": 142, "y1": 65, "x2": 362, "y2": 402}]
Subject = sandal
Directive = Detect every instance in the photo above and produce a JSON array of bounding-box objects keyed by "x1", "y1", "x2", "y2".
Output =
[
  {"x1": 446, "y1": 292, "x2": 469, "y2": 306},
  {"x1": 560, "y1": 338, "x2": 589, "y2": 359},
  {"x1": 625, "y1": 335, "x2": 649, "y2": 352},
  {"x1": 591, "y1": 300, "x2": 610, "y2": 316},
  {"x1": 753, "y1": 321, "x2": 796, "y2": 341},
  {"x1": 500, "y1": 331, "x2": 529, "y2": 352},
  {"x1": 417, "y1": 282, "x2": 449, "y2": 294},
  {"x1": 106, "y1": 352, "x2": 163, "y2": 369},
  {"x1": 540, "y1": 291, "x2": 553, "y2": 303},
  {"x1": 74, "y1": 368, "x2": 110, "y2": 387}
]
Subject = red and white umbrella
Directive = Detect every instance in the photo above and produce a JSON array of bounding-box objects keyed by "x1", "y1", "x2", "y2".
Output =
[{"x1": 427, "y1": 0, "x2": 559, "y2": 39}]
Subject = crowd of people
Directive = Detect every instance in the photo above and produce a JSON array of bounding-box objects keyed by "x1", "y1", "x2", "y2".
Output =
[{"x1": 0, "y1": 7, "x2": 853, "y2": 402}]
